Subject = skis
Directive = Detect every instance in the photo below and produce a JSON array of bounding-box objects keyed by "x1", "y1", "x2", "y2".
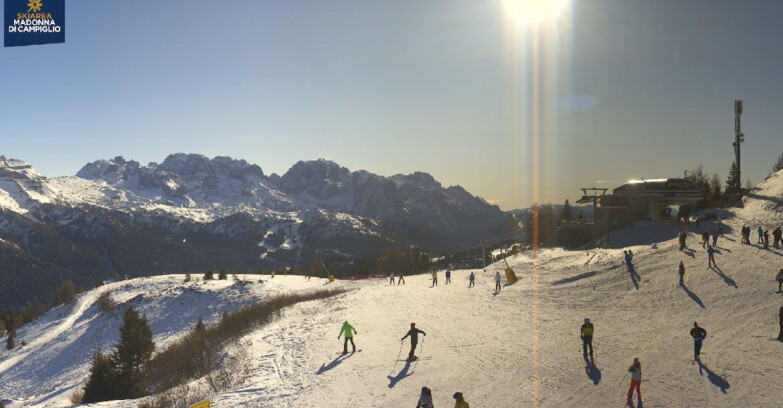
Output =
[
  {"x1": 336, "y1": 349, "x2": 363, "y2": 355},
  {"x1": 397, "y1": 357, "x2": 431, "y2": 362}
]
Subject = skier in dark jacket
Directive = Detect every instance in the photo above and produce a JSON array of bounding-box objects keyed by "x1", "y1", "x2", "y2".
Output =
[
  {"x1": 690, "y1": 322, "x2": 707, "y2": 361},
  {"x1": 416, "y1": 386, "x2": 434, "y2": 408},
  {"x1": 678, "y1": 231, "x2": 687, "y2": 251},
  {"x1": 777, "y1": 269, "x2": 783, "y2": 293},
  {"x1": 701, "y1": 232, "x2": 709, "y2": 248},
  {"x1": 773, "y1": 227, "x2": 782, "y2": 248},
  {"x1": 678, "y1": 261, "x2": 685, "y2": 286},
  {"x1": 445, "y1": 269, "x2": 452, "y2": 285},
  {"x1": 580, "y1": 318, "x2": 594, "y2": 361},
  {"x1": 778, "y1": 307, "x2": 783, "y2": 342},
  {"x1": 764, "y1": 230, "x2": 771, "y2": 249},
  {"x1": 401, "y1": 323, "x2": 427, "y2": 360},
  {"x1": 468, "y1": 271, "x2": 475, "y2": 288},
  {"x1": 758, "y1": 227, "x2": 764, "y2": 244}
]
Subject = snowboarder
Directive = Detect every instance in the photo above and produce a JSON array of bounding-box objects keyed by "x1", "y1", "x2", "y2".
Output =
[
  {"x1": 453, "y1": 392, "x2": 469, "y2": 408},
  {"x1": 338, "y1": 321, "x2": 358, "y2": 354},
  {"x1": 416, "y1": 386, "x2": 434, "y2": 408},
  {"x1": 717, "y1": 219, "x2": 724, "y2": 236},
  {"x1": 580, "y1": 318, "x2": 594, "y2": 361},
  {"x1": 389, "y1": 272, "x2": 396, "y2": 285},
  {"x1": 678, "y1": 261, "x2": 685, "y2": 286},
  {"x1": 776, "y1": 269, "x2": 783, "y2": 293},
  {"x1": 764, "y1": 229, "x2": 770, "y2": 249},
  {"x1": 626, "y1": 358, "x2": 642, "y2": 405},
  {"x1": 468, "y1": 271, "x2": 475, "y2": 288},
  {"x1": 401, "y1": 323, "x2": 426, "y2": 360},
  {"x1": 445, "y1": 269, "x2": 452, "y2": 285},
  {"x1": 678, "y1": 231, "x2": 687, "y2": 251},
  {"x1": 707, "y1": 245, "x2": 716, "y2": 268},
  {"x1": 398, "y1": 271, "x2": 405, "y2": 285},
  {"x1": 778, "y1": 307, "x2": 783, "y2": 341},
  {"x1": 494, "y1": 271, "x2": 502, "y2": 293},
  {"x1": 758, "y1": 227, "x2": 764, "y2": 244},
  {"x1": 431, "y1": 270, "x2": 438, "y2": 287},
  {"x1": 690, "y1": 322, "x2": 707, "y2": 361},
  {"x1": 701, "y1": 232, "x2": 709, "y2": 248},
  {"x1": 712, "y1": 230, "x2": 718, "y2": 247}
]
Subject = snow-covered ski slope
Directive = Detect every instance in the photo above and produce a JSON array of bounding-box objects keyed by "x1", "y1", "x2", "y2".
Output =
[{"x1": 3, "y1": 172, "x2": 783, "y2": 407}]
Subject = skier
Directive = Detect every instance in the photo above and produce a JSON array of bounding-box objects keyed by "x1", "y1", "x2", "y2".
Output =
[
  {"x1": 468, "y1": 271, "x2": 475, "y2": 288},
  {"x1": 338, "y1": 321, "x2": 358, "y2": 355},
  {"x1": 624, "y1": 250, "x2": 634, "y2": 271},
  {"x1": 758, "y1": 227, "x2": 764, "y2": 244},
  {"x1": 678, "y1": 231, "x2": 687, "y2": 251},
  {"x1": 740, "y1": 225, "x2": 746, "y2": 244},
  {"x1": 401, "y1": 323, "x2": 427, "y2": 360},
  {"x1": 580, "y1": 318, "x2": 594, "y2": 361},
  {"x1": 626, "y1": 358, "x2": 642, "y2": 405},
  {"x1": 690, "y1": 322, "x2": 707, "y2": 361},
  {"x1": 431, "y1": 270, "x2": 438, "y2": 287},
  {"x1": 701, "y1": 232, "x2": 709, "y2": 248},
  {"x1": 494, "y1": 271, "x2": 502, "y2": 293},
  {"x1": 778, "y1": 307, "x2": 783, "y2": 342},
  {"x1": 678, "y1": 261, "x2": 685, "y2": 286},
  {"x1": 776, "y1": 268, "x2": 783, "y2": 293},
  {"x1": 764, "y1": 229, "x2": 770, "y2": 249},
  {"x1": 416, "y1": 386, "x2": 434, "y2": 408},
  {"x1": 398, "y1": 271, "x2": 405, "y2": 285},
  {"x1": 707, "y1": 245, "x2": 716, "y2": 268},
  {"x1": 453, "y1": 392, "x2": 469, "y2": 408},
  {"x1": 445, "y1": 269, "x2": 452, "y2": 285},
  {"x1": 774, "y1": 227, "x2": 782, "y2": 248},
  {"x1": 712, "y1": 230, "x2": 718, "y2": 247},
  {"x1": 389, "y1": 272, "x2": 396, "y2": 285},
  {"x1": 717, "y1": 219, "x2": 724, "y2": 236}
]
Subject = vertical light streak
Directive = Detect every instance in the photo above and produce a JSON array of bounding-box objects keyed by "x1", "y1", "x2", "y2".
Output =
[{"x1": 530, "y1": 26, "x2": 541, "y2": 408}]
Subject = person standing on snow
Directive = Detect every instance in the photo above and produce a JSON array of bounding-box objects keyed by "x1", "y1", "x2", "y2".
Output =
[
  {"x1": 445, "y1": 269, "x2": 452, "y2": 285},
  {"x1": 701, "y1": 232, "x2": 709, "y2": 248},
  {"x1": 717, "y1": 219, "x2": 724, "y2": 236},
  {"x1": 580, "y1": 318, "x2": 595, "y2": 361},
  {"x1": 773, "y1": 227, "x2": 782, "y2": 248},
  {"x1": 494, "y1": 271, "x2": 502, "y2": 293},
  {"x1": 453, "y1": 392, "x2": 469, "y2": 408},
  {"x1": 389, "y1": 272, "x2": 396, "y2": 285},
  {"x1": 758, "y1": 227, "x2": 764, "y2": 244},
  {"x1": 679, "y1": 231, "x2": 687, "y2": 251},
  {"x1": 707, "y1": 245, "x2": 717, "y2": 268},
  {"x1": 690, "y1": 322, "x2": 707, "y2": 361},
  {"x1": 712, "y1": 230, "x2": 719, "y2": 247},
  {"x1": 398, "y1": 271, "x2": 405, "y2": 285},
  {"x1": 416, "y1": 386, "x2": 434, "y2": 408},
  {"x1": 431, "y1": 269, "x2": 438, "y2": 287},
  {"x1": 764, "y1": 229, "x2": 771, "y2": 249},
  {"x1": 468, "y1": 271, "x2": 475, "y2": 288},
  {"x1": 338, "y1": 321, "x2": 358, "y2": 355},
  {"x1": 678, "y1": 261, "x2": 685, "y2": 286},
  {"x1": 626, "y1": 358, "x2": 642, "y2": 405},
  {"x1": 401, "y1": 323, "x2": 427, "y2": 360},
  {"x1": 776, "y1": 269, "x2": 783, "y2": 293},
  {"x1": 778, "y1": 307, "x2": 783, "y2": 341}
]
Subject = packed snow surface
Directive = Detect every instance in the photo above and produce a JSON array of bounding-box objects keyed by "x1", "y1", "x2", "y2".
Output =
[{"x1": 3, "y1": 171, "x2": 783, "y2": 407}]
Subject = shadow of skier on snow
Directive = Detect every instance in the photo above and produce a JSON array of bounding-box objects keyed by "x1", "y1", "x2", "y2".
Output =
[
  {"x1": 680, "y1": 284, "x2": 705, "y2": 308},
  {"x1": 629, "y1": 268, "x2": 640, "y2": 290},
  {"x1": 697, "y1": 360, "x2": 730, "y2": 394},
  {"x1": 684, "y1": 248, "x2": 696, "y2": 258},
  {"x1": 387, "y1": 360, "x2": 415, "y2": 388},
  {"x1": 710, "y1": 265, "x2": 737, "y2": 288},
  {"x1": 316, "y1": 354, "x2": 349, "y2": 375},
  {"x1": 582, "y1": 354, "x2": 601, "y2": 385}
]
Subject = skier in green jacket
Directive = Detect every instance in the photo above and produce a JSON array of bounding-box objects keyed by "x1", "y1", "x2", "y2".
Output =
[{"x1": 338, "y1": 321, "x2": 358, "y2": 354}]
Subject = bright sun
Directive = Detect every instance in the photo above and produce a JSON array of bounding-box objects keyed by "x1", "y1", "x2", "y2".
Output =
[{"x1": 502, "y1": 0, "x2": 569, "y2": 25}]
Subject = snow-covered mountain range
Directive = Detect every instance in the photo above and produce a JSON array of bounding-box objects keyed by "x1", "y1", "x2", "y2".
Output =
[{"x1": 0, "y1": 154, "x2": 515, "y2": 310}]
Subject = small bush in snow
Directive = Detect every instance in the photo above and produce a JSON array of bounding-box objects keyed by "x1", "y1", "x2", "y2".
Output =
[
  {"x1": 184, "y1": 273, "x2": 191, "y2": 283},
  {"x1": 203, "y1": 269, "x2": 214, "y2": 280},
  {"x1": 98, "y1": 292, "x2": 116, "y2": 313},
  {"x1": 218, "y1": 269, "x2": 227, "y2": 280},
  {"x1": 69, "y1": 388, "x2": 84, "y2": 404}
]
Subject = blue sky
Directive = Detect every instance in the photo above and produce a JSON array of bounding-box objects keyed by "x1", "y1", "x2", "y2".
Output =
[{"x1": 2, "y1": 0, "x2": 783, "y2": 210}]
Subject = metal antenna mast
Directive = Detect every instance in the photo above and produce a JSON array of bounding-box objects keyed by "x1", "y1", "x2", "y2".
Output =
[{"x1": 733, "y1": 100, "x2": 744, "y2": 192}]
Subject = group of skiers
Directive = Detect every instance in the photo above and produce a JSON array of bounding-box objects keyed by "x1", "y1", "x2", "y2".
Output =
[
  {"x1": 389, "y1": 272, "x2": 406, "y2": 285},
  {"x1": 421, "y1": 268, "x2": 503, "y2": 292},
  {"x1": 740, "y1": 225, "x2": 783, "y2": 249},
  {"x1": 415, "y1": 386, "x2": 470, "y2": 408}
]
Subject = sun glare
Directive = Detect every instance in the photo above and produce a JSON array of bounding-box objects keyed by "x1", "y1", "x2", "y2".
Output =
[{"x1": 502, "y1": 0, "x2": 569, "y2": 26}]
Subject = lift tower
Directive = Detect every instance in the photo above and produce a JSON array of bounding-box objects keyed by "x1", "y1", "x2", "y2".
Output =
[{"x1": 733, "y1": 100, "x2": 744, "y2": 192}]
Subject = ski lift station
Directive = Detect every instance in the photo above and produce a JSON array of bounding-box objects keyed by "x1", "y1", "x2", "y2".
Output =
[{"x1": 575, "y1": 178, "x2": 703, "y2": 240}]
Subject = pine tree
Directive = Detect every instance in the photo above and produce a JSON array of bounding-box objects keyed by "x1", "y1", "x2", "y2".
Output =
[
  {"x1": 82, "y1": 351, "x2": 118, "y2": 403},
  {"x1": 195, "y1": 317, "x2": 206, "y2": 332},
  {"x1": 113, "y1": 306, "x2": 154, "y2": 399},
  {"x1": 204, "y1": 269, "x2": 214, "y2": 280},
  {"x1": 184, "y1": 273, "x2": 191, "y2": 282},
  {"x1": 725, "y1": 161, "x2": 740, "y2": 194},
  {"x1": 218, "y1": 269, "x2": 227, "y2": 280},
  {"x1": 561, "y1": 199, "x2": 573, "y2": 222},
  {"x1": 772, "y1": 151, "x2": 783, "y2": 174},
  {"x1": 709, "y1": 174, "x2": 722, "y2": 202},
  {"x1": 6, "y1": 327, "x2": 16, "y2": 350}
]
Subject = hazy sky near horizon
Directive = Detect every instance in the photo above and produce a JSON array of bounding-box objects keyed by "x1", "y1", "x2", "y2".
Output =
[{"x1": 3, "y1": 0, "x2": 783, "y2": 210}]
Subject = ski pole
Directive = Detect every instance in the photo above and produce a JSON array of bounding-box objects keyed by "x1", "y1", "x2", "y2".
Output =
[{"x1": 619, "y1": 371, "x2": 630, "y2": 386}]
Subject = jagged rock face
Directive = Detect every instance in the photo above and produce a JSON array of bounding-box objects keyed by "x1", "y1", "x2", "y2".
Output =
[{"x1": 0, "y1": 154, "x2": 517, "y2": 309}]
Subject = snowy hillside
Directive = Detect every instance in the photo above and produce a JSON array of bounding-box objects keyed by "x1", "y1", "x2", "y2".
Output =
[{"x1": 3, "y1": 174, "x2": 783, "y2": 407}]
